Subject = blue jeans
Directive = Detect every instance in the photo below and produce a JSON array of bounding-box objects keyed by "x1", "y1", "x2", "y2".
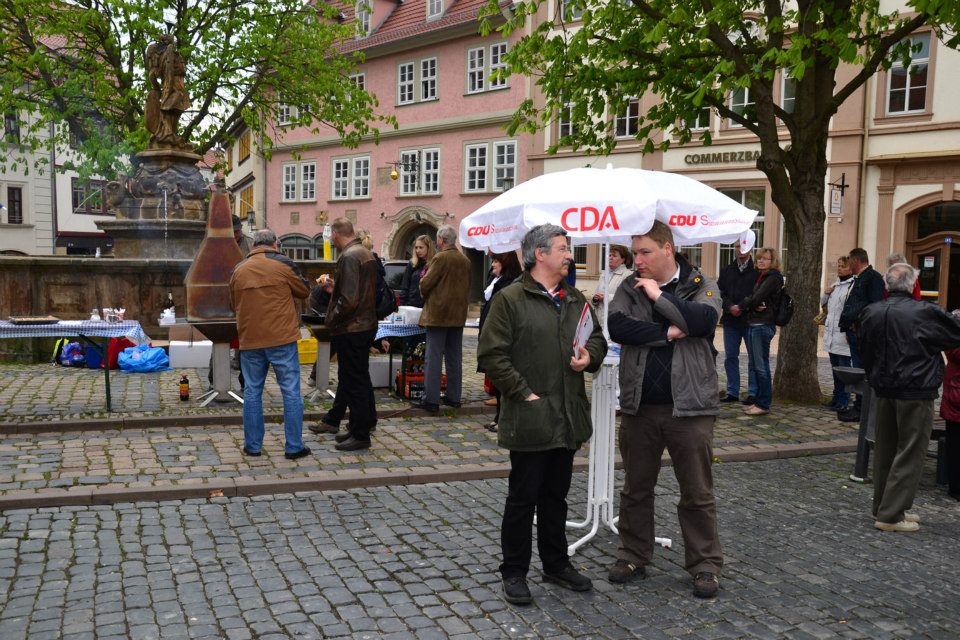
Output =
[
  {"x1": 747, "y1": 324, "x2": 776, "y2": 410},
  {"x1": 828, "y1": 353, "x2": 852, "y2": 409},
  {"x1": 722, "y1": 323, "x2": 757, "y2": 399},
  {"x1": 240, "y1": 342, "x2": 305, "y2": 454}
]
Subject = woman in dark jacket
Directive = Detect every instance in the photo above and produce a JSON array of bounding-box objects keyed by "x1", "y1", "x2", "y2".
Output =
[
  {"x1": 731, "y1": 247, "x2": 783, "y2": 416},
  {"x1": 477, "y1": 250, "x2": 522, "y2": 432},
  {"x1": 941, "y1": 345, "x2": 960, "y2": 500},
  {"x1": 398, "y1": 235, "x2": 435, "y2": 307}
]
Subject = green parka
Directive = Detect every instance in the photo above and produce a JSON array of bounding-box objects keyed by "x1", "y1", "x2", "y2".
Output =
[{"x1": 477, "y1": 272, "x2": 607, "y2": 452}]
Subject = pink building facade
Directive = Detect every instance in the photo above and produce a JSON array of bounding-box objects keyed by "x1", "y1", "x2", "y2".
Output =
[{"x1": 263, "y1": 0, "x2": 530, "y2": 298}]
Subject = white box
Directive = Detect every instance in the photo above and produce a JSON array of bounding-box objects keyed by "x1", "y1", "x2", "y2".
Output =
[
  {"x1": 398, "y1": 305, "x2": 422, "y2": 324},
  {"x1": 168, "y1": 340, "x2": 213, "y2": 369},
  {"x1": 369, "y1": 356, "x2": 402, "y2": 388}
]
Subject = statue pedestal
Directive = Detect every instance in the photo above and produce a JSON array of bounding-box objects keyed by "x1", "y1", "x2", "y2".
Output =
[{"x1": 98, "y1": 149, "x2": 211, "y2": 259}]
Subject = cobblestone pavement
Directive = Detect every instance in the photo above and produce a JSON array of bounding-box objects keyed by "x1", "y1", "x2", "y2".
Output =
[
  {"x1": 0, "y1": 333, "x2": 838, "y2": 422},
  {"x1": 0, "y1": 454, "x2": 956, "y2": 640}
]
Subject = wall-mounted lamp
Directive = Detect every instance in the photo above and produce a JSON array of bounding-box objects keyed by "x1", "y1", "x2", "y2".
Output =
[{"x1": 246, "y1": 209, "x2": 257, "y2": 231}]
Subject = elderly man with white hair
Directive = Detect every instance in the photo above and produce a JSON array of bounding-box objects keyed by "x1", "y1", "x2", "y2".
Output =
[{"x1": 856, "y1": 263, "x2": 960, "y2": 532}]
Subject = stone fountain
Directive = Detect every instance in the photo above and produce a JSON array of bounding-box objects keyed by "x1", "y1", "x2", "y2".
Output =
[{"x1": 97, "y1": 34, "x2": 209, "y2": 259}]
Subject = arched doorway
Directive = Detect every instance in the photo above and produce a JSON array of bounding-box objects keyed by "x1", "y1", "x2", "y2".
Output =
[
  {"x1": 905, "y1": 201, "x2": 960, "y2": 309},
  {"x1": 394, "y1": 223, "x2": 437, "y2": 261}
]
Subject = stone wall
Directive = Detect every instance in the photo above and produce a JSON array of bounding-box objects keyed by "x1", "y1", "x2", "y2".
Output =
[{"x1": 0, "y1": 256, "x2": 333, "y2": 362}]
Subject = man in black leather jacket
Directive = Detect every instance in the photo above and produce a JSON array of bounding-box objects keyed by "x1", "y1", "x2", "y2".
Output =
[
  {"x1": 838, "y1": 247, "x2": 886, "y2": 421},
  {"x1": 857, "y1": 263, "x2": 960, "y2": 532}
]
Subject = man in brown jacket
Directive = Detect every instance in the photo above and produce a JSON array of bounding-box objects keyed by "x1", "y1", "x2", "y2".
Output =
[
  {"x1": 319, "y1": 218, "x2": 379, "y2": 451},
  {"x1": 415, "y1": 224, "x2": 471, "y2": 412},
  {"x1": 229, "y1": 228, "x2": 311, "y2": 460}
]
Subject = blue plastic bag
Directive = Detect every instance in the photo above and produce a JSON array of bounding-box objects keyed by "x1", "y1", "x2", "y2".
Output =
[
  {"x1": 59, "y1": 341, "x2": 85, "y2": 367},
  {"x1": 117, "y1": 344, "x2": 171, "y2": 373}
]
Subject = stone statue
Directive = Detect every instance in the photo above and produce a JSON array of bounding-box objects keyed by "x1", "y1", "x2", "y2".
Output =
[{"x1": 145, "y1": 35, "x2": 191, "y2": 150}]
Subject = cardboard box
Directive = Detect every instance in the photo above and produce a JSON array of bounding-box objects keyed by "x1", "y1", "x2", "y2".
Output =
[
  {"x1": 369, "y1": 356, "x2": 402, "y2": 388},
  {"x1": 169, "y1": 340, "x2": 213, "y2": 368},
  {"x1": 167, "y1": 324, "x2": 206, "y2": 342}
]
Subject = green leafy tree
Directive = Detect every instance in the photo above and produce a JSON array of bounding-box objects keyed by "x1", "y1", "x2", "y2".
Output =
[
  {"x1": 480, "y1": 0, "x2": 960, "y2": 402},
  {"x1": 0, "y1": 0, "x2": 390, "y2": 178}
]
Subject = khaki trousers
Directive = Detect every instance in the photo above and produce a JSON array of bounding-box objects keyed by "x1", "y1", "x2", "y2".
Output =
[{"x1": 617, "y1": 405, "x2": 723, "y2": 576}]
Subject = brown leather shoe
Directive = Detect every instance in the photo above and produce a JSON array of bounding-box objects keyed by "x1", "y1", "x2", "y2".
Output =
[
  {"x1": 607, "y1": 559, "x2": 645, "y2": 584},
  {"x1": 308, "y1": 421, "x2": 339, "y2": 435},
  {"x1": 693, "y1": 571, "x2": 719, "y2": 598}
]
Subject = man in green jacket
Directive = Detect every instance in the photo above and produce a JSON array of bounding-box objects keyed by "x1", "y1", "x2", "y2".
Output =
[{"x1": 478, "y1": 224, "x2": 607, "y2": 606}]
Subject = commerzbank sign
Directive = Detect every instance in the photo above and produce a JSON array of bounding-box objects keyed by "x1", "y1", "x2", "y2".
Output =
[{"x1": 684, "y1": 149, "x2": 761, "y2": 165}]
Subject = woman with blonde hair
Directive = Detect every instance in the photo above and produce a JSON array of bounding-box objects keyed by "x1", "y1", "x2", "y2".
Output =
[
  {"x1": 399, "y1": 234, "x2": 436, "y2": 307},
  {"x1": 730, "y1": 247, "x2": 783, "y2": 416}
]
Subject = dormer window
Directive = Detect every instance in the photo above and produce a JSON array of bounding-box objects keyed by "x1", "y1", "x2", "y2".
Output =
[
  {"x1": 427, "y1": 0, "x2": 443, "y2": 19},
  {"x1": 356, "y1": 1, "x2": 370, "y2": 37}
]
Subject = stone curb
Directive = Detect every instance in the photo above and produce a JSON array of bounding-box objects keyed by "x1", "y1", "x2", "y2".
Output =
[
  {"x1": 0, "y1": 438, "x2": 857, "y2": 510},
  {"x1": 0, "y1": 404, "x2": 493, "y2": 434}
]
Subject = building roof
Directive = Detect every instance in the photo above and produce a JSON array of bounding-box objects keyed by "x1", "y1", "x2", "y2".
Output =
[{"x1": 334, "y1": 0, "x2": 510, "y2": 53}]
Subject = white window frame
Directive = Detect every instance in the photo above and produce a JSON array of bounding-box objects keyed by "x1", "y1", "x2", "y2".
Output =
[
  {"x1": 558, "y1": 102, "x2": 575, "y2": 140},
  {"x1": 467, "y1": 47, "x2": 485, "y2": 94},
  {"x1": 282, "y1": 163, "x2": 298, "y2": 201},
  {"x1": 352, "y1": 156, "x2": 370, "y2": 198},
  {"x1": 281, "y1": 161, "x2": 316, "y2": 202},
  {"x1": 350, "y1": 72, "x2": 366, "y2": 91},
  {"x1": 781, "y1": 71, "x2": 796, "y2": 115},
  {"x1": 300, "y1": 162, "x2": 316, "y2": 201},
  {"x1": 716, "y1": 188, "x2": 767, "y2": 272},
  {"x1": 493, "y1": 141, "x2": 516, "y2": 192},
  {"x1": 464, "y1": 144, "x2": 488, "y2": 192},
  {"x1": 398, "y1": 62, "x2": 415, "y2": 105},
  {"x1": 427, "y1": 0, "x2": 443, "y2": 19},
  {"x1": 489, "y1": 42, "x2": 508, "y2": 89},
  {"x1": 356, "y1": 1, "x2": 370, "y2": 37},
  {"x1": 400, "y1": 149, "x2": 419, "y2": 196},
  {"x1": 421, "y1": 58, "x2": 438, "y2": 101},
  {"x1": 277, "y1": 103, "x2": 293, "y2": 126},
  {"x1": 614, "y1": 98, "x2": 640, "y2": 139},
  {"x1": 729, "y1": 87, "x2": 754, "y2": 127},
  {"x1": 466, "y1": 42, "x2": 509, "y2": 94},
  {"x1": 332, "y1": 159, "x2": 349, "y2": 200},
  {"x1": 689, "y1": 106, "x2": 711, "y2": 131},
  {"x1": 887, "y1": 33, "x2": 931, "y2": 115},
  {"x1": 421, "y1": 148, "x2": 440, "y2": 194},
  {"x1": 562, "y1": 0, "x2": 583, "y2": 22},
  {"x1": 464, "y1": 139, "x2": 517, "y2": 193}
]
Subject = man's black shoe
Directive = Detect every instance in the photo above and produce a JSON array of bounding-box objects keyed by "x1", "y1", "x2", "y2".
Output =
[
  {"x1": 241, "y1": 447, "x2": 261, "y2": 457},
  {"x1": 607, "y1": 559, "x2": 646, "y2": 584},
  {"x1": 441, "y1": 398, "x2": 462, "y2": 408},
  {"x1": 334, "y1": 431, "x2": 353, "y2": 443},
  {"x1": 837, "y1": 408, "x2": 861, "y2": 422},
  {"x1": 410, "y1": 401, "x2": 439, "y2": 413},
  {"x1": 542, "y1": 565, "x2": 592, "y2": 592},
  {"x1": 719, "y1": 395, "x2": 740, "y2": 403},
  {"x1": 502, "y1": 576, "x2": 532, "y2": 605},
  {"x1": 284, "y1": 447, "x2": 311, "y2": 460},
  {"x1": 308, "y1": 421, "x2": 339, "y2": 435},
  {"x1": 741, "y1": 395, "x2": 757, "y2": 406},
  {"x1": 335, "y1": 436, "x2": 371, "y2": 452}
]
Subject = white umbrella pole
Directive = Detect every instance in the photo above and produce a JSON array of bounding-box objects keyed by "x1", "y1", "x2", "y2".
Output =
[{"x1": 601, "y1": 243, "x2": 610, "y2": 341}]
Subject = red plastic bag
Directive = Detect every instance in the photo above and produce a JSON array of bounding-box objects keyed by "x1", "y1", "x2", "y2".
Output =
[
  {"x1": 483, "y1": 373, "x2": 497, "y2": 396},
  {"x1": 106, "y1": 337, "x2": 136, "y2": 370}
]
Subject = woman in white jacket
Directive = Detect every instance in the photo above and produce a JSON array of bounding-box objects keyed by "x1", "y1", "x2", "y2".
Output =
[
  {"x1": 592, "y1": 245, "x2": 633, "y2": 326},
  {"x1": 822, "y1": 256, "x2": 855, "y2": 410}
]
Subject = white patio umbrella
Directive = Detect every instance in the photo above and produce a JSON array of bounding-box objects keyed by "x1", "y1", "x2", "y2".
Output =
[
  {"x1": 459, "y1": 165, "x2": 759, "y2": 253},
  {"x1": 460, "y1": 165, "x2": 760, "y2": 556}
]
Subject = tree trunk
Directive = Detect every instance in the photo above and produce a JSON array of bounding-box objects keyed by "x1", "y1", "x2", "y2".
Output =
[{"x1": 773, "y1": 185, "x2": 826, "y2": 403}]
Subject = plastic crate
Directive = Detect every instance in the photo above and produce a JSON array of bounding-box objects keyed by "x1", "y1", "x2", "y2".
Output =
[{"x1": 395, "y1": 371, "x2": 446, "y2": 399}]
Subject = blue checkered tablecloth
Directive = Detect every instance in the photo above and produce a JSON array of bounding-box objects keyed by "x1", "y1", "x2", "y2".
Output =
[
  {"x1": 375, "y1": 322, "x2": 426, "y2": 340},
  {"x1": 0, "y1": 320, "x2": 151, "y2": 344}
]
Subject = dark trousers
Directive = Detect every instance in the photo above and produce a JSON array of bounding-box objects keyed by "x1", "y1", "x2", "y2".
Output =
[
  {"x1": 946, "y1": 421, "x2": 960, "y2": 498},
  {"x1": 828, "y1": 353, "x2": 852, "y2": 408},
  {"x1": 331, "y1": 330, "x2": 377, "y2": 441},
  {"x1": 872, "y1": 398, "x2": 934, "y2": 523},
  {"x1": 618, "y1": 405, "x2": 723, "y2": 576},
  {"x1": 847, "y1": 332, "x2": 863, "y2": 410},
  {"x1": 500, "y1": 448, "x2": 575, "y2": 579},
  {"x1": 424, "y1": 327, "x2": 463, "y2": 405}
]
